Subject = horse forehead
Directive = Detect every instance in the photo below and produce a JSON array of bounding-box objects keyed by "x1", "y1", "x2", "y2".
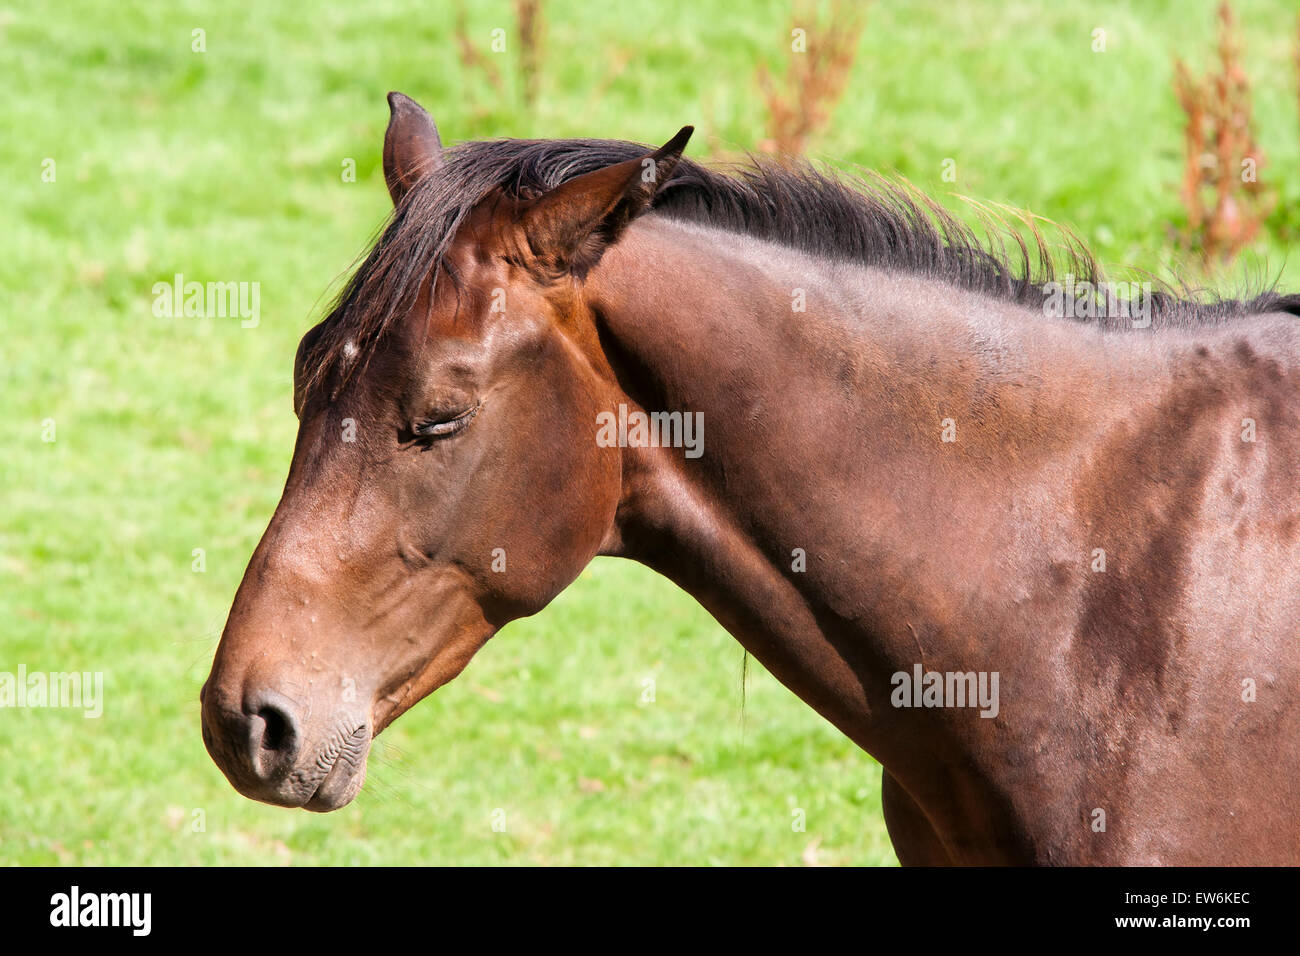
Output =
[{"x1": 430, "y1": 250, "x2": 552, "y2": 339}]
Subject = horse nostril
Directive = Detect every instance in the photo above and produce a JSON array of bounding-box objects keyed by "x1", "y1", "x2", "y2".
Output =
[
  {"x1": 244, "y1": 691, "x2": 302, "y2": 778},
  {"x1": 258, "y1": 704, "x2": 291, "y2": 753}
]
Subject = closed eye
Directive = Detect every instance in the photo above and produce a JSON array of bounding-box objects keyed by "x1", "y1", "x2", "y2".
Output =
[{"x1": 412, "y1": 402, "x2": 481, "y2": 440}]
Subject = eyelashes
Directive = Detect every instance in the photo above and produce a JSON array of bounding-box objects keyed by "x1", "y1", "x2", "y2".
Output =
[{"x1": 411, "y1": 401, "x2": 481, "y2": 440}]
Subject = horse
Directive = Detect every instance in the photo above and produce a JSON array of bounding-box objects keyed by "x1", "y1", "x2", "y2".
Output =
[{"x1": 201, "y1": 91, "x2": 1300, "y2": 864}]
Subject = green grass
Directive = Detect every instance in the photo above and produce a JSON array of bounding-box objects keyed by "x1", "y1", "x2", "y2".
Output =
[{"x1": 2, "y1": 0, "x2": 1299, "y2": 865}]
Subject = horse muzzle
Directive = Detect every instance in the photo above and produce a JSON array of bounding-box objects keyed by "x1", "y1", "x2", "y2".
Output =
[{"x1": 200, "y1": 680, "x2": 371, "y2": 812}]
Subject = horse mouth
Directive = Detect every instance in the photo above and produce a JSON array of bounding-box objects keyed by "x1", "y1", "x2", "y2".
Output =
[{"x1": 300, "y1": 725, "x2": 371, "y2": 812}]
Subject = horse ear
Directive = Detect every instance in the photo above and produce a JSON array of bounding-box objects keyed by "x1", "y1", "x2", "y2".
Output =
[
  {"x1": 521, "y1": 126, "x2": 693, "y2": 276},
  {"x1": 383, "y1": 91, "x2": 442, "y2": 206}
]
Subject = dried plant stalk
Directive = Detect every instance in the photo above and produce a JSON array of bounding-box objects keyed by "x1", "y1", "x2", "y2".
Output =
[
  {"x1": 514, "y1": 0, "x2": 544, "y2": 109},
  {"x1": 758, "y1": 0, "x2": 867, "y2": 159},
  {"x1": 1172, "y1": 1, "x2": 1273, "y2": 262}
]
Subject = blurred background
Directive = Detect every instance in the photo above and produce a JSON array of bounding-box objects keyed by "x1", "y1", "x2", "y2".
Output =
[{"x1": 3, "y1": 0, "x2": 1299, "y2": 865}]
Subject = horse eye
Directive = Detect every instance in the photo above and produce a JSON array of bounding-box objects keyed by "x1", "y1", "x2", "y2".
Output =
[{"x1": 412, "y1": 402, "x2": 480, "y2": 440}]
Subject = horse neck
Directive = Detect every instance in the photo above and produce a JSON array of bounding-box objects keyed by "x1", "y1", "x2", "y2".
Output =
[{"x1": 583, "y1": 215, "x2": 1142, "y2": 758}]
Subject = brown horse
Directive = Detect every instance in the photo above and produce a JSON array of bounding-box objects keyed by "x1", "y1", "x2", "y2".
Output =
[{"x1": 201, "y1": 92, "x2": 1300, "y2": 864}]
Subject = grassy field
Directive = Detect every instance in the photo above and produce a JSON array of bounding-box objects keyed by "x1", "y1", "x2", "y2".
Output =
[{"x1": 3, "y1": 0, "x2": 1299, "y2": 865}]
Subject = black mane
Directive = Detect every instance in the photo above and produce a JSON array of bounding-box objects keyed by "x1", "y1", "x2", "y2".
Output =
[{"x1": 306, "y1": 137, "x2": 1300, "y2": 389}]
